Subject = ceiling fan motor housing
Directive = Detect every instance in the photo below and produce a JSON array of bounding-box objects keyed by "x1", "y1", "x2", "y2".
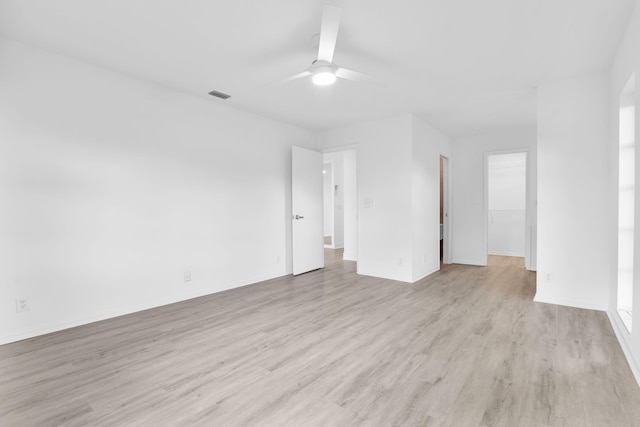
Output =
[{"x1": 310, "y1": 60, "x2": 337, "y2": 85}]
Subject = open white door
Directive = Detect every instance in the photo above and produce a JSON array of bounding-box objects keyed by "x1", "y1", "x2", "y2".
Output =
[
  {"x1": 442, "y1": 156, "x2": 452, "y2": 264},
  {"x1": 292, "y1": 146, "x2": 324, "y2": 275}
]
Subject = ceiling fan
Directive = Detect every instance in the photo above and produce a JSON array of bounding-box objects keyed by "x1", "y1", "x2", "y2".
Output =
[{"x1": 274, "y1": 5, "x2": 378, "y2": 87}]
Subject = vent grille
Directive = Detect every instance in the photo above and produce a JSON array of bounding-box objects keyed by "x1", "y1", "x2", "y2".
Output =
[{"x1": 208, "y1": 90, "x2": 231, "y2": 100}]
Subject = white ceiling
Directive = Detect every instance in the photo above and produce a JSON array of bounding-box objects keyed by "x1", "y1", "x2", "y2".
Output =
[{"x1": 0, "y1": 0, "x2": 635, "y2": 136}]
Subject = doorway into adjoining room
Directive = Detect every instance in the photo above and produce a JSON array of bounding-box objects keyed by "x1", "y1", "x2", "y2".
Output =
[
  {"x1": 487, "y1": 152, "x2": 527, "y2": 266},
  {"x1": 439, "y1": 156, "x2": 451, "y2": 265},
  {"x1": 323, "y1": 161, "x2": 334, "y2": 247},
  {"x1": 322, "y1": 148, "x2": 358, "y2": 262}
]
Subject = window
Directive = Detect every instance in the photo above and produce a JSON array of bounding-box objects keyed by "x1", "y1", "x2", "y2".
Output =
[{"x1": 618, "y1": 74, "x2": 635, "y2": 332}]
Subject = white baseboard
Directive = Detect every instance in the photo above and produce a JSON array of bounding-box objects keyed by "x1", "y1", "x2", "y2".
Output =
[
  {"x1": 607, "y1": 310, "x2": 640, "y2": 388},
  {"x1": 533, "y1": 293, "x2": 607, "y2": 311},
  {"x1": 412, "y1": 266, "x2": 440, "y2": 283},
  {"x1": 451, "y1": 258, "x2": 486, "y2": 266},
  {"x1": 0, "y1": 270, "x2": 289, "y2": 346},
  {"x1": 488, "y1": 251, "x2": 524, "y2": 257},
  {"x1": 1, "y1": 295, "x2": 184, "y2": 346},
  {"x1": 343, "y1": 251, "x2": 357, "y2": 261},
  {"x1": 356, "y1": 267, "x2": 411, "y2": 283}
]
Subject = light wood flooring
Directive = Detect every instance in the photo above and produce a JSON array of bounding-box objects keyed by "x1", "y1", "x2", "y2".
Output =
[{"x1": 1, "y1": 251, "x2": 640, "y2": 426}]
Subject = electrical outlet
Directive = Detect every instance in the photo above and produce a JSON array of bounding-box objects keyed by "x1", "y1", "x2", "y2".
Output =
[
  {"x1": 544, "y1": 272, "x2": 552, "y2": 282},
  {"x1": 16, "y1": 297, "x2": 29, "y2": 313},
  {"x1": 397, "y1": 257, "x2": 403, "y2": 266},
  {"x1": 184, "y1": 271, "x2": 191, "y2": 283}
]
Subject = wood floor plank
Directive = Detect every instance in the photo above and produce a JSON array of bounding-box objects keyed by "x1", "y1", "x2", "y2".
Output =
[{"x1": 1, "y1": 251, "x2": 640, "y2": 426}]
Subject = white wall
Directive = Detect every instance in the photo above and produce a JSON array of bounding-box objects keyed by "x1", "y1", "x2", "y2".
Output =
[
  {"x1": 317, "y1": 115, "x2": 414, "y2": 282},
  {"x1": 536, "y1": 71, "x2": 610, "y2": 310},
  {"x1": 488, "y1": 152, "x2": 526, "y2": 257},
  {"x1": 342, "y1": 150, "x2": 358, "y2": 261},
  {"x1": 608, "y1": 0, "x2": 640, "y2": 385},
  {"x1": 411, "y1": 116, "x2": 451, "y2": 281},
  {"x1": 317, "y1": 114, "x2": 451, "y2": 283},
  {"x1": 451, "y1": 127, "x2": 537, "y2": 267},
  {"x1": 0, "y1": 38, "x2": 315, "y2": 344}
]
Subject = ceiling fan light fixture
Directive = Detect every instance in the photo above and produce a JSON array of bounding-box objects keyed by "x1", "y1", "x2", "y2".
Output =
[{"x1": 312, "y1": 68, "x2": 337, "y2": 86}]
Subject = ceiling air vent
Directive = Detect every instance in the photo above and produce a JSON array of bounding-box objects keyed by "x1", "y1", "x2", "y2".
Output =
[{"x1": 208, "y1": 90, "x2": 231, "y2": 100}]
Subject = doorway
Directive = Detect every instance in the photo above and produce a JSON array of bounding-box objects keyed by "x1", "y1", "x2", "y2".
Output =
[
  {"x1": 440, "y1": 156, "x2": 451, "y2": 264},
  {"x1": 486, "y1": 152, "x2": 527, "y2": 266},
  {"x1": 323, "y1": 161, "x2": 334, "y2": 247},
  {"x1": 323, "y1": 148, "x2": 358, "y2": 262}
]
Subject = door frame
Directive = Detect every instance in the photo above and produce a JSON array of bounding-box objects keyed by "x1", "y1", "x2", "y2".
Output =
[
  {"x1": 483, "y1": 147, "x2": 534, "y2": 269},
  {"x1": 322, "y1": 144, "x2": 358, "y2": 262},
  {"x1": 323, "y1": 159, "x2": 335, "y2": 249},
  {"x1": 441, "y1": 155, "x2": 452, "y2": 264}
]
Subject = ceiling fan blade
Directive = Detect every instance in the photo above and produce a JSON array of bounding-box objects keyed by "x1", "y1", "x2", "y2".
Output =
[
  {"x1": 336, "y1": 67, "x2": 385, "y2": 87},
  {"x1": 270, "y1": 70, "x2": 312, "y2": 87},
  {"x1": 317, "y1": 5, "x2": 342, "y2": 63}
]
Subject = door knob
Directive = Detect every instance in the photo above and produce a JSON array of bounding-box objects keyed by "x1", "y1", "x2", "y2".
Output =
[{"x1": 295, "y1": 215, "x2": 304, "y2": 220}]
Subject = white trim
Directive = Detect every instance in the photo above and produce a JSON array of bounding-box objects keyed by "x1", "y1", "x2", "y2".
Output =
[
  {"x1": 323, "y1": 158, "x2": 335, "y2": 248},
  {"x1": 356, "y1": 268, "x2": 411, "y2": 283},
  {"x1": 608, "y1": 310, "x2": 640, "y2": 387},
  {"x1": 412, "y1": 266, "x2": 440, "y2": 283},
  {"x1": 489, "y1": 251, "x2": 525, "y2": 257},
  {"x1": 441, "y1": 155, "x2": 453, "y2": 264},
  {"x1": 322, "y1": 144, "x2": 358, "y2": 154},
  {"x1": 533, "y1": 294, "x2": 607, "y2": 311},
  {"x1": 343, "y1": 251, "x2": 357, "y2": 261},
  {"x1": 451, "y1": 258, "x2": 487, "y2": 266},
  {"x1": 0, "y1": 270, "x2": 288, "y2": 345}
]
